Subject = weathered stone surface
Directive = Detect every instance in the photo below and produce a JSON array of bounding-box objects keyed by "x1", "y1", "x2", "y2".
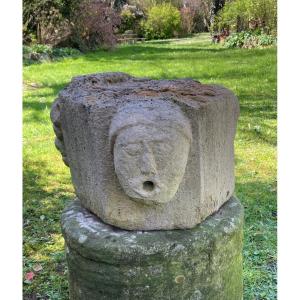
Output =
[
  {"x1": 62, "y1": 197, "x2": 243, "y2": 300},
  {"x1": 51, "y1": 72, "x2": 239, "y2": 230}
]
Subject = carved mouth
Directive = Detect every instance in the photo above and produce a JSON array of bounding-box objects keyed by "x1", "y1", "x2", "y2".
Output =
[
  {"x1": 143, "y1": 181, "x2": 155, "y2": 192},
  {"x1": 128, "y1": 177, "x2": 161, "y2": 201}
]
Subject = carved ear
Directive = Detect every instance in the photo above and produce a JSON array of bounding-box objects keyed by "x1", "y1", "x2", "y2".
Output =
[{"x1": 50, "y1": 99, "x2": 69, "y2": 167}]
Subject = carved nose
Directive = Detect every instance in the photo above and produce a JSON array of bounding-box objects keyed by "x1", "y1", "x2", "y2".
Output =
[{"x1": 140, "y1": 151, "x2": 157, "y2": 175}]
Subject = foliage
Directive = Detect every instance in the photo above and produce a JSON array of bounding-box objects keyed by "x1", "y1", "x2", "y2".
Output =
[
  {"x1": 112, "y1": 0, "x2": 128, "y2": 9},
  {"x1": 70, "y1": 0, "x2": 121, "y2": 51},
  {"x1": 23, "y1": 0, "x2": 122, "y2": 49},
  {"x1": 141, "y1": 3, "x2": 181, "y2": 39},
  {"x1": 22, "y1": 0, "x2": 235, "y2": 45},
  {"x1": 129, "y1": 0, "x2": 214, "y2": 32},
  {"x1": 23, "y1": 0, "x2": 72, "y2": 45},
  {"x1": 120, "y1": 7, "x2": 136, "y2": 33},
  {"x1": 23, "y1": 44, "x2": 81, "y2": 65},
  {"x1": 51, "y1": 47, "x2": 81, "y2": 58},
  {"x1": 180, "y1": 6, "x2": 197, "y2": 35},
  {"x1": 129, "y1": 0, "x2": 182, "y2": 12},
  {"x1": 23, "y1": 44, "x2": 52, "y2": 55},
  {"x1": 212, "y1": 0, "x2": 226, "y2": 14},
  {"x1": 224, "y1": 31, "x2": 276, "y2": 48},
  {"x1": 179, "y1": 0, "x2": 216, "y2": 34},
  {"x1": 184, "y1": 0, "x2": 215, "y2": 32},
  {"x1": 23, "y1": 34, "x2": 276, "y2": 299},
  {"x1": 214, "y1": 0, "x2": 277, "y2": 34},
  {"x1": 119, "y1": 4, "x2": 144, "y2": 33}
]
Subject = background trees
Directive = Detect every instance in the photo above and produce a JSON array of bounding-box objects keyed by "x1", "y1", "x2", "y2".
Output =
[
  {"x1": 23, "y1": 0, "x2": 70, "y2": 45},
  {"x1": 141, "y1": 3, "x2": 181, "y2": 39},
  {"x1": 214, "y1": 0, "x2": 277, "y2": 34},
  {"x1": 70, "y1": 0, "x2": 121, "y2": 51},
  {"x1": 23, "y1": 0, "x2": 277, "y2": 50}
]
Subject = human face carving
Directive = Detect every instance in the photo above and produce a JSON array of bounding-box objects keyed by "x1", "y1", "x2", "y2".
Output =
[{"x1": 113, "y1": 125, "x2": 190, "y2": 205}]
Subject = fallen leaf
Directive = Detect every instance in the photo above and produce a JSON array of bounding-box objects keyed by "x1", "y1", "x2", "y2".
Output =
[
  {"x1": 33, "y1": 263, "x2": 43, "y2": 272},
  {"x1": 25, "y1": 272, "x2": 35, "y2": 281}
]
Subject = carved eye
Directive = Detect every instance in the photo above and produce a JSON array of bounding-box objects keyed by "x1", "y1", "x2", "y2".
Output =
[
  {"x1": 123, "y1": 143, "x2": 141, "y2": 156},
  {"x1": 153, "y1": 141, "x2": 172, "y2": 155}
]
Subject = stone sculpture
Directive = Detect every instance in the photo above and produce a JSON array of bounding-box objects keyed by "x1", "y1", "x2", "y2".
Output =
[
  {"x1": 51, "y1": 72, "x2": 243, "y2": 300},
  {"x1": 51, "y1": 72, "x2": 239, "y2": 230}
]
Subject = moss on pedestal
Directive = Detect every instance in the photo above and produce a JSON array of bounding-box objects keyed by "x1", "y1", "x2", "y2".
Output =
[{"x1": 62, "y1": 197, "x2": 243, "y2": 300}]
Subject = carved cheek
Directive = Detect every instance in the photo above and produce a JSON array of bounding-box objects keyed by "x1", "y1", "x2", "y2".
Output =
[
  {"x1": 115, "y1": 146, "x2": 141, "y2": 180},
  {"x1": 176, "y1": 142, "x2": 189, "y2": 167},
  {"x1": 150, "y1": 142, "x2": 171, "y2": 169},
  {"x1": 164, "y1": 141, "x2": 190, "y2": 181}
]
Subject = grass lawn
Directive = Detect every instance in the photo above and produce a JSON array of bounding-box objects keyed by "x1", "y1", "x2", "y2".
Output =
[{"x1": 23, "y1": 33, "x2": 277, "y2": 300}]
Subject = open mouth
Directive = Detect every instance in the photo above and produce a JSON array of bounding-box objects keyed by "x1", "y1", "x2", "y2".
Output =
[
  {"x1": 142, "y1": 180, "x2": 155, "y2": 192},
  {"x1": 125, "y1": 176, "x2": 174, "y2": 205},
  {"x1": 128, "y1": 177, "x2": 161, "y2": 200}
]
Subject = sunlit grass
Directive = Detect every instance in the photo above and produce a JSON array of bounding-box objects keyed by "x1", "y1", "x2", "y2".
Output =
[{"x1": 23, "y1": 33, "x2": 276, "y2": 300}]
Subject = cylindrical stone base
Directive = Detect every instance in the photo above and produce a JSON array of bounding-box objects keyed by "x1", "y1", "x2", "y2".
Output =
[{"x1": 61, "y1": 197, "x2": 243, "y2": 300}]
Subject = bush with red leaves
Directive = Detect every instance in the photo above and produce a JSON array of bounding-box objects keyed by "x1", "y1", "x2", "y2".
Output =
[{"x1": 71, "y1": 0, "x2": 121, "y2": 51}]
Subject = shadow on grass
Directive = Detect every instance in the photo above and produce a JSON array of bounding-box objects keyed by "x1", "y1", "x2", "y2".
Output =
[
  {"x1": 23, "y1": 158, "x2": 71, "y2": 298},
  {"x1": 79, "y1": 44, "x2": 274, "y2": 64},
  {"x1": 23, "y1": 83, "x2": 68, "y2": 123},
  {"x1": 23, "y1": 159, "x2": 73, "y2": 222}
]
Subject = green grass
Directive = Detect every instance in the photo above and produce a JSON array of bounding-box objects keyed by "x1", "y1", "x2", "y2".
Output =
[{"x1": 23, "y1": 33, "x2": 277, "y2": 300}]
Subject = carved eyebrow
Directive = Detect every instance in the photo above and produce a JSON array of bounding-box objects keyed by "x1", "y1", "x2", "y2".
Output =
[
  {"x1": 119, "y1": 141, "x2": 141, "y2": 147},
  {"x1": 153, "y1": 138, "x2": 171, "y2": 143}
]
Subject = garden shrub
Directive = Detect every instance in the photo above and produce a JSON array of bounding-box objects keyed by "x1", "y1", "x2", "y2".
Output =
[
  {"x1": 129, "y1": 0, "x2": 181, "y2": 12},
  {"x1": 180, "y1": 0, "x2": 214, "y2": 33},
  {"x1": 120, "y1": 7, "x2": 136, "y2": 33},
  {"x1": 51, "y1": 47, "x2": 81, "y2": 57},
  {"x1": 180, "y1": 6, "x2": 196, "y2": 35},
  {"x1": 23, "y1": 0, "x2": 72, "y2": 45},
  {"x1": 119, "y1": 4, "x2": 144, "y2": 34},
  {"x1": 129, "y1": 0, "x2": 216, "y2": 34},
  {"x1": 224, "y1": 31, "x2": 276, "y2": 48},
  {"x1": 70, "y1": 0, "x2": 121, "y2": 51},
  {"x1": 141, "y1": 3, "x2": 181, "y2": 40},
  {"x1": 23, "y1": 44, "x2": 81, "y2": 64},
  {"x1": 214, "y1": 0, "x2": 277, "y2": 35}
]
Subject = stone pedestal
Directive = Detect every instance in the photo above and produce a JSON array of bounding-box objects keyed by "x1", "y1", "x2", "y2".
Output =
[{"x1": 62, "y1": 197, "x2": 243, "y2": 300}]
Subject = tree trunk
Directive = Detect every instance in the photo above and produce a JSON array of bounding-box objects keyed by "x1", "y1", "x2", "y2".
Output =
[{"x1": 37, "y1": 22, "x2": 42, "y2": 44}]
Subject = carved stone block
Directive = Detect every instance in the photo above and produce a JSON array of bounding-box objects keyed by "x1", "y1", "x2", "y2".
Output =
[{"x1": 51, "y1": 72, "x2": 239, "y2": 230}]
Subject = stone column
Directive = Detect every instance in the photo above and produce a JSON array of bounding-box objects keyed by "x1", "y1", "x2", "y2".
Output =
[
  {"x1": 51, "y1": 72, "x2": 242, "y2": 299},
  {"x1": 62, "y1": 197, "x2": 243, "y2": 300}
]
